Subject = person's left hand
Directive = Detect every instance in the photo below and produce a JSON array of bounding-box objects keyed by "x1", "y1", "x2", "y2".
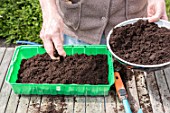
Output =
[{"x1": 147, "y1": 0, "x2": 168, "y2": 22}]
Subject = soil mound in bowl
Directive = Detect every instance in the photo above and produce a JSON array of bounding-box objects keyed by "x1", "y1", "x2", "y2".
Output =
[
  {"x1": 109, "y1": 20, "x2": 170, "y2": 65},
  {"x1": 17, "y1": 53, "x2": 108, "y2": 84}
]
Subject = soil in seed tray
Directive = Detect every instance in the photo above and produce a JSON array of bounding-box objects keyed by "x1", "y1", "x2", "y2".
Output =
[
  {"x1": 109, "y1": 20, "x2": 170, "y2": 65},
  {"x1": 17, "y1": 53, "x2": 108, "y2": 84}
]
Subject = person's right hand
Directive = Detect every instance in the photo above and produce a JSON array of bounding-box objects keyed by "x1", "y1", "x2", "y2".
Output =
[{"x1": 40, "y1": 14, "x2": 66, "y2": 59}]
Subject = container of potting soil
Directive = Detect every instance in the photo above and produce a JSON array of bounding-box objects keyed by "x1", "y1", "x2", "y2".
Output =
[
  {"x1": 5, "y1": 45, "x2": 114, "y2": 95},
  {"x1": 107, "y1": 18, "x2": 170, "y2": 71}
]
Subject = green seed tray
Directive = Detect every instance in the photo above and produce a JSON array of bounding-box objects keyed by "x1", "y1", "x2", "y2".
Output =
[{"x1": 6, "y1": 45, "x2": 114, "y2": 95}]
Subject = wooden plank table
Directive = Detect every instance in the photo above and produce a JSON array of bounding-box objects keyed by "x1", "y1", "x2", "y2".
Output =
[{"x1": 0, "y1": 47, "x2": 170, "y2": 113}]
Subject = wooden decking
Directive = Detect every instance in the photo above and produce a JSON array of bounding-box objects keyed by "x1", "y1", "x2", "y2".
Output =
[{"x1": 0, "y1": 47, "x2": 170, "y2": 113}]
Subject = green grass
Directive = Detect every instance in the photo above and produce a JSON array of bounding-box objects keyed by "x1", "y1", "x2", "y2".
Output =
[{"x1": 166, "y1": 0, "x2": 170, "y2": 20}]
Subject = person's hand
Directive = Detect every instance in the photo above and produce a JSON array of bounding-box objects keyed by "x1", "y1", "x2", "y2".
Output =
[
  {"x1": 39, "y1": 0, "x2": 66, "y2": 59},
  {"x1": 40, "y1": 14, "x2": 66, "y2": 59},
  {"x1": 147, "y1": 0, "x2": 168, "y2": 22}
]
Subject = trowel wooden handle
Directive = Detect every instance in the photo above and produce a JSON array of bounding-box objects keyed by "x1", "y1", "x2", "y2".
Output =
[{"x1": 114, "y1": 72, "x2": 127, "y2": 99}]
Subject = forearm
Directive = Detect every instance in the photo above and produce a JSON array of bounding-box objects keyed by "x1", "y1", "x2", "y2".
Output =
[{"x1": 39, "y1": 0, "x2": 59, "y2": 20}]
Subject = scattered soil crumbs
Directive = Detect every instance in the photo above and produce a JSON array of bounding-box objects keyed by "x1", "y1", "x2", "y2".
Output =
[
  {"x1": 42, "y1": 103, "x2": 67, "y2": 113},
  {"x1": 17, "y1": 53, "x2": 108, "y2": 84},
  {"x1": 42, "y1": 103, "x2": 58, "y2": 113},
  {"x1": 40, "y1": 96, "x2": 66, "y2": 113},
  {"x1": 135, "y1": 71, "x2": 153, "y2": 113},
  {"x1": 109, "y1": 20, "x2": 170, "y2": 65}
]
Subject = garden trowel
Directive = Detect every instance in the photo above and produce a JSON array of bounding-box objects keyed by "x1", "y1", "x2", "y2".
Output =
[{"x1": 115, "y1": 71, "x2": 143, "y2": 113}]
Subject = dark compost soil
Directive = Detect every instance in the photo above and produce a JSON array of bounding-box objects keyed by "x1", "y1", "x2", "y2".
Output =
[
  {"x1": 17, "y1": 53, "x2": 108, "y2": 84},
  {"x1": 109, "y1": 20, "x2": 170, "y2": 65}
]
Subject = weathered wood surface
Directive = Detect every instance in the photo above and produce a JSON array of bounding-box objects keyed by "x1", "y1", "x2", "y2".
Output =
[
  {"x1": 136, "y1": 71, "x2": 153, "y2": 113},
  {"x1": 27, "y1": 95, "x2": 41, "y2": 113},
  {"x1": 155, "y1": 70, "x2": 170, "y2": 113},
  {"x1": 0, "y1": 48, "x2": 14, "y2": 90},
  {"x1": 16, "y1": 96, "x2": 30, "y2": 113},
  {"x1": 104, "y1": 91, "x2": 117, "y2": 113},
  {"x1": 116, "y1": 95, "x2": 125, "y2": 113},
  {"x1": 74, "y1": 96, "x2": 86, "y2": 113},
  {"x1": 0, "y1": 47, "x2": 5, "y2": 64},
  {"x1": 53, "y1": 96, "x2": 73, "y2": 113},
  {"x1": 145, "y1": 72, "x2": 164, "y2": 113},
  {"x1": 126, "y1": 71, "x2": 140, "y2": 113},
  {"x1": 164, "y1": 67, "x2": 170, "y2": 91},
  {"x1": 0, "y1": 47, "x2": 170, "y2": 113},
  {"x1": 86, "y1": 96, "x2": 105, "y2": 113},
  {"x1": 40, "y1": 96, "x2": 53, "y2": 113},
  {"x1": 0, "y1": 48, "x2": 14, "y2": 113},
  {"x1": 5, "y1": 90, "x2": 20, "y2": 113}
]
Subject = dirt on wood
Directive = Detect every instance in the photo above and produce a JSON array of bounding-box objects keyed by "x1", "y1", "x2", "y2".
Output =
[
  {"x1": 40, "y1": 96, "x2": 66, "y2": 113},
  {"x1": 109, "y1": 20, "x2": 170, "y2": 65},
  {"x1": 17, "y1": 53, "x2": 108, "y2": 84}
]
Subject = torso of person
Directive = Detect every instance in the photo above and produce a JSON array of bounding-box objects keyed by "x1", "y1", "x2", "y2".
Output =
[{"x1": 57, "y1": 0, "x2": 147, "y2": 44}]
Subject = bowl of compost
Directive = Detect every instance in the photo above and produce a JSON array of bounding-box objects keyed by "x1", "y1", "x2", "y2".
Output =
[{"x1": 107, "y1": 18, "x2": 170, "y2": 71}]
